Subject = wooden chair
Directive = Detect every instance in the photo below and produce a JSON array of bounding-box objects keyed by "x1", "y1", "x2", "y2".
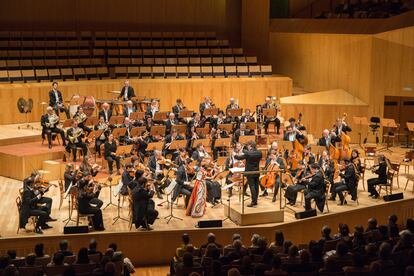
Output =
[
  {"x1": 58, "y1": 180, "x2": 65, "y2": 210},
  {"x1": 43, "y1": 265, "x2": 67, "y2": 276},
  {"x1": 378, "y1": 169, "x2": 395, "y2": 197},
  {"x1": 16, "y1": 196, "x2": 37, "y2": 234},
  {"x1": 404, "y1": 173, "x2": 414, "y2": 194}
]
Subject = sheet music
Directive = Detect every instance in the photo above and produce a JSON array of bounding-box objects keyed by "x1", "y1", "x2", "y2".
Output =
[
  {"x1": 64, "y1": 182, "x2": 73, "y2": 199},
  {"x1": 114, "y1": 178, "x2": 124, "y2": 196},
  {"x1": 230, "y1": 167, "x2": 245, "y2": 173}
]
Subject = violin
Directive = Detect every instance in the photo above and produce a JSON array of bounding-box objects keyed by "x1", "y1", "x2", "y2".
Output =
[{"x1": 34, "y1": 179, "x2": 57, "y2": 193}]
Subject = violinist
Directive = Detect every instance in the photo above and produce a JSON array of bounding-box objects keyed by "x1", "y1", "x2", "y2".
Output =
[
  {"x1": 318, "y1": 151, "x2": 335, "y2": 191},
  {"x1": 191, "y1": 143, "x2": 210, "y2": 165},
  {"x1": 367, "y1": 155, "x2": 387, "y2": 199},
  {"x1": 165, "y1": 112, "x2": 178, "y2": 135},
  {"x1": 94, "y1": 116, "x2": 109, "y2": 158},
  {"x1": 163, "y1": 129, "x2": 184, "y2": 159},
  {"x1": 79, "y1": 157, "x2": 99, "y2": 177},
  {"x1": 145, "y1": 116, "x2": 154, "y2": 132},
  {"x1": 283, "y1": 118, "x2": 304, "y2": 142},
  {"x1": 132, "y1": 177, "x2": 158, "y2": 230},
  {"x1": 260, "y1": 149, "x2": 285, "y2": 202},
  {"x1": 148, "y1": 150, "x2": 164, "y2": 179},
  {"x1": 98, "y1": 102, "x2": 112, "y2": 124},
  {"x1": 104, "y1": 134, "x2": 121, "y2": 175},
  {"x1": 172, "y1": 159, "x2": 194, "y2": 208},
  {"x1": 23, "y1": 172, "x2": 55, "y2": 220},
  {"x1": 332, "y1": 159, "x2": 358, "y2": 205},
  {"x1": 285, "y1": 161, "x2": 309, "y2": 206},
  {"x1": 262, "y1": 96, "x2": 281, "y2": 134},
  {"x1": 120, "y1": 163, "x2": 134, "y2": 196},
  {"x1": 213, "y1": 111, "x2": 231, "y2": 129},
  {"x1": 188, "y1": 113, "x2": 203, "y2": 129},
  {"x1": 73, "y1": 106, "x2": 91, "y2": 135},
  {"x1": 120, "y1": 117, "x2": 134, "y2": 145},
  {"x1": 233, "y1": 123, "x2": 253, "y2": 143},
  {"x1": 304, "y1": 164, "x2": 326, "y2": 212},
  {"x1": 175, "y1": 147, "x2": 189, "y2": 167},
  {"x1": 172, "y1": 98, "x2": 185, "y2": 120},
  {"x1": 303, "y1": 145, "x2": 316, "y2": 166},
  {"x1": 118, "y1": 79, "x2": 136, "y2": 101},
  {"x1": 123, "y1": 100, "x2": 136, "y2": 118},
  {"x1": 41, "y1": 107, "x2": 66, "y2": 149},
  {"x1": 350, "y1": 149, "x2": 363, "y2": 175},
  {"x1": 225, "y1": 147, "x2": 237, "y2": 197},
  {"x1": 64, "y1": 164, "x2": 77, "y2": 192},
  {"x1": 77, "y1": 172, "x2": 105, "y2": 231},
  {"x1": 240, "y1": 108, "x2": 255, "y2": 124},
  {"x1": 66, "y1": 120, "x2": 88, "y2": 162}
]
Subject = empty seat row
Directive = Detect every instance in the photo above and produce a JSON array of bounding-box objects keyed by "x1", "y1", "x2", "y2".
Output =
[
  {"x1": 0, "y1": 40, "x2": 90, "y2": 49},
  {"x1": 94, "y1": 39, "x2": 229, "y2": 49},
  {"x1": 107, "y1": 56, "x2": 257, "y2": 66},
  {"x1": 0, "y1": 49, "x2": 94, "y2": 58},
  {"x1": 106, "y1": 47, "x2": 243, "y2": 57},
  {"x1": 0, "y1": 58, "x2": 105, "y2": 69}
]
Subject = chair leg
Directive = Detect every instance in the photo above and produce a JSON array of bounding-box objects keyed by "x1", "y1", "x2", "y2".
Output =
[{"x1": 76, "y1": 211, "x2": 80, "y2": 226}]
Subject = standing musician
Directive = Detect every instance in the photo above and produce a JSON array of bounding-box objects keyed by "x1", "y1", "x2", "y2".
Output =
[
  {"x1": 163, "y1": 129, "x2": 184, "y2": 159},
  {"x1": 41, "y1": 107, "x2": 66, "y2": 149},
  {"x1": 66, "y1": 120, "x2": 87, "y2": 162},
  {"x1": 104, "y1": 134, "x2": 121, "y2": 175},
  {"x1": 132, "y1": 177, "x2": 158, "y2": 230},
  {"x1": 262, "y1": 96, "x2": 281, "y2": 134},
  {"x1": 48, "y1": 81, "x2": 70, "y2": 119},
  {"x1": 233, "y1": 123, "x2": 253, "y2": 143},
  {"x1": 165, "y1": 112, "x2": 178, "y2": 135},
  {"x1": 118, "y1": 79, "x2": 135, "y2": 101},
  {"x1": 172, "y1": 160, "x2": 194, "y2": 208},
  {"x1": 332, "y1": 117, "x2": 352, "y2": 137},
  {"x1": 283, "y1": 118, "x2": 305, "y2": 142},
  {"x1": 146, "y1": 99, "x2": 159, "y2": 119},
  {"x1": 172, "y1": 98, "x2": 185, "y2": 121},
  {"x1": 318, "y1": 129, "x2": 333, "y2": 148},
  {"x1": 240, "y1": 108, "x2": 255, "y2": 124},
  {"x1": 367, "y1": 155, "x2": 387, "y2": 199},
  {"x1": 304, "y1": 163, "x2": 326, "y2": 212},
  {"x1": 77, "y1": 173, "x2": 105, "y2": 231},
  {"x1": 234, "y1": 141, "x2": 263, "y2": 207},
  {"x1": 98, "y1": 102, "x2": 112, "y2": 124},
  {"x1": 73, "y1": 106, "x2": 91, "y2": 135},
  {"x1": 94, "y1": 117, "x2": 109, "y2": 158},
  {"x1": 284, "y1": 161, "x2": 309, "y2": 206},
  {"x1": 123, "y1": 100, "x2": 136, "y2": 118},
  {"x1": 332, "y1": 159, "x2": 358, "y2": 205}
]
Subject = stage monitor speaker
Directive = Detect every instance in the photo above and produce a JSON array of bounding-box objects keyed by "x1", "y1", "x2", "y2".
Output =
[
  {"x1": 64, "y1": 226, "x2": 89, "y2": 234},
  {"x1": 295, "y1": 209, "x2": 317, "y2": 219},
  {"x1": 197, "y1": 220, "x2": 222, "y2": 228},
  {"x1": 383, "y1": 193, "x2": 403, "y2": 202}
]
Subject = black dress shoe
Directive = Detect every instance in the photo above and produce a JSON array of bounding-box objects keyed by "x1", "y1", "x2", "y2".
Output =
[
  {"x1": 35, "y1": 227, "x2": 44, "y2": 234},
  {"x1": 95, "y1": 227, "x2": 105, "y2": 231},
  {"x1": 48, "y1": 144, "x2": 52, "y2": 149},
  {"x1": 272, "y1": 196, "x2": 276, "y2": 203},
  {"x1": 46, "y1": 217, "x2": 57, "y2": 222},
  {"x1": 338, "y1": 200, "x2": 347, "y2": 206},
  {"x1": 42, "y1": 224, "x2": 53, "y2": 229},
  {"x1": 261, "y1": 191, "x2": 268, "y2": 197},
  {"x1": 247, "y1": 203, "x2": 256, "y2": 207}
]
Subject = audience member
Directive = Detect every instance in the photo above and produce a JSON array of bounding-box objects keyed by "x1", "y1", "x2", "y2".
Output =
[
  {"x1": 388, "y1": 214, "x2": 400, "y2": 238},
  {"x1": 369, "y1": 242, "x2": 395, "y2": 274},
  {"x1": 34, "y1": 243, "x2": 49, "y2": 258},
  {"x1": 76, "y1": 248, "x2": 90, "y2": 264},
  {"x1": 56, "y1": 240, "x2": 73, "y2": 257}
]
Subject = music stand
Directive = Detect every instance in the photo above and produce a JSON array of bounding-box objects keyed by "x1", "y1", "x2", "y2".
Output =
[
  {"x1": 154, "y1": 112, "x2": 167, "y2": 121},
  {"x1": 87, "y1": 129, "x2": 104, "y2": 141},
  {"x1": 218, "y1": 124, "x2": 234, "y2": 133},
  {"x1": 311, "y1": 145, "x2": 327, "y2": 161},
  {"x1": 227, "y1": 108, "x2": 243, "y2": 117},
  {"x1": 407, "y1": 122, "x2": 414, "y2": 149},
  {"x1": 129, "y1": 112, "x2": 145, "y2": 121},
  {"x1": 353, "y1": 116, "x2": 368, "y2": 146},
  {"x1": 116, "y1": 145, "x2": 133, "y2": 157},
  {"x1": 222, "y1": 182, "x2": 235, "y2": 222},
  {"x1": 179, "y1": 110, "x2": 193, "y2": 119},
  {"x1": 85, "y1": 116, "x2": 98, "y2": 126},
  {"x1": 245, "y1": 122, "x2": 257, "y2": 131},
  {"x1": 215, "y1": 137, "x2": 232, "y2": 148},
  {"x1": 112, "y1": 127, "x2": 126, "y2": 140},
  {"x1": 379, "y1": 118, "x2": 398, "y2": 152},
  {"x1": 147, "y1": 141, "x2": 164, "y2": 151},
  {"x1": 192, "y1": 138, "x2": 211, "y2": 148},
  {"x1": 203, "y1": 108, "x2": 219, "y2": 117},
  {"x1": 164, "y1": 179, "x2": 183, "y2": 224},
  {"x1": 109, "y1": 116, "x2": 124, "y2": 126},
  {"x1": 150, "y1": 125, "x2": 166, "y2": 137},
  {"x1": 196, "y1": 127, "x2": 210, "y2": 137},
  {"x1": 239, "y1": 135, "x2": 256, "y2": 144},
  {"x1": 169, "y1": 139, "x2": 187, "y2": 151},
  {"x1": 172, "y1": 124, "x2": 187, "y2": 136},
  {"x1": 63, "y1": 182, "x2": 77, "y2": 226},
  {"x1": 262, "y1": 108, "x2": 277, "y2": 117},
  {"x1": 112, "y1": 178, "x2": 129, "y2": 225},
  {"x1": 130, "y1": 127, "x2": 147, "y2": 137},
  {"x1": 62, "y1": 119, "x2": 74, "y2": 129}
]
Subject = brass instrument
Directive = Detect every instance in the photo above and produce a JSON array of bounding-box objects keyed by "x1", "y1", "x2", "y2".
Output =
[
  {"x1": 269, "y1": 97, "x2": 280, "y2": 121},
  {"x1": 45, "y1": 113, "x2": 60, "y2": 128},
  {"x1": 75, "y1": 112, "x2": 87, "y2": 124},
  {"x1": 68, "y1": 127, "x2": 84, "y2": 144}
]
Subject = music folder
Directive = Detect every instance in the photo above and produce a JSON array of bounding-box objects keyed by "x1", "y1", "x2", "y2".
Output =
[
  {"x1": 196, "y1": 127, "x2": 210, "y2": 137},
  {"x1": 179, "y1": 110, "x2": 193, "y2": 118},
  {"x1": 245, "y1": 121, "x2": 257, "y2": 130},
  {"x1": 154, "y1": 112, "x2": 167, "y2": 121},
  {"x1": 85, "y1": 116, "x2": 98, "y2": 126},
  {"x1": 129, "y1": 111, "x2": 145, "y2": 121},
  {"x1": 172, "y1": 124, "x2": 187, "y2": 135},
  {"x1": 227, "y1": 108, "x2": 243, "y2": 117},
  {"x1": 115, "y1": 145, "x2": 133, "y2": 156},
  {"x1": 215, "y1": 137, "x2": 231, "y2": 148},
  {"x1": 109, "y1": 116, "x2": 124, "y2": 125},
  {"x1": 262, "y1": 108, "x2": 277, "y2": 117},
  {"x1": 150, "y1": 125, "x2": 166, "y2": 136},
  {"x1": 147, "y1": 141, "x2": 164, "y2": 151},
  {"x1": 62, "y1": 119, "x2": 74, "y2": 128},
  {"x1": 239, "y1": 135, "x2": 256, "y2": 144},
  {"x1": 87, "y1": 129, "x2": 104, "y2": 140},
  {"x1": 130, "y1": 126, "x2": 147, "y2": 137},
  {"x1": 169, "y1": 139, "x2": 187, "y2": 150},
  {"x1": 218, "y1": 123, "x2": 234, "y2": 133},
  {"x1": 112, "y1": 127, "x2": 126, "y2": 139},
  {"x1": 278, "y1": 140, "x2": 293, "y2": 151},
  {"x1": 191, "y1": 138, "x2": 211, "y2": 148},
  {"x1": 203, "y1": 108, "x2": 219, "y2": 117}
]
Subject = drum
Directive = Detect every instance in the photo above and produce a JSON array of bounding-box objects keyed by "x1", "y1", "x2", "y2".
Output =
[{"x1": 82, "y1": 96, "x2": 96, "y2": 117}]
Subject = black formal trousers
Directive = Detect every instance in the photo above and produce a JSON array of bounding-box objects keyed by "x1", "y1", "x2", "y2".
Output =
[
  {"x1": 367, "y1": 177, "x2": 385, "y2": 196},
  {"x1": 247, "y1": 175, "x2": 259, "y2": 204},
  {"x1": 44, "y1": 127, "x2": 66, "y2": 146}
]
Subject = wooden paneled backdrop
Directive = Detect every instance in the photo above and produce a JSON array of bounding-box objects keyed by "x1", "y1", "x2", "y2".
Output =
[{"x1": 0, "y1": 77, "x2": 292, "y2": 125}]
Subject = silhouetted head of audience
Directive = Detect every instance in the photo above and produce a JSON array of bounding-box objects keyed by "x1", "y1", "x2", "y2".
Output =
[
  {"x1": 77, "y1": 248, "x2": 90, "y2": 264},
  {"x1": 53, "y1": 252, "x2": 64, "y2": 266}
]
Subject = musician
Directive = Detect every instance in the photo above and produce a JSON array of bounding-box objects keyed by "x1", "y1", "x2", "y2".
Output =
[
  {"x1": 192, "y1": 143, "x2": 209, "y2": 165},
  {"x1": 318, "y1": 129, "x2": 333, "y2": 148},
  {"x1": 123, "y1": 100, "x2": 136, "y2": 118},
  {"x1": 63, "y1": 164, "x2": 76, "y2": 192},
  {"x1": 267, "y1": 141, "x2": 279, "y2": 158},
  {"x1": 233, "y1": 123, "x2": 253, "y2": 143},
  {"x1": 145, "y1": 116, "x2": 154, "y2": 132},
  {"x1": 213, "y1": 111, "x2": 231, "y2": 129},
  {"x1": 41, "y1": 107, "x2": 66, "y2": 149},
  {"x1": 66, "y1": 120, "x2": 87, "y2": 162},
  {"x1": 175, "y1": 147, "x2": 189, "y2": 167},
  {"x1": 333, "y1": 117, "x2": 352, "y2": 137},
  {"x1": 350, "y1": 149, "x2": 363, "y2": 174},
  {"x1": 332, "y1": 159, "x2": 358, "y2": 205},
  {"x1": 225, "y1": 147, "x2": 237, "y2": 197},
  {"x1": 48, "y1": 82, "x2": 70, "y2": 119},
  {"x1": 79, "y1": 157, "x2": 100, "y2": 178},
  {"x1": 120, "y1": 117, "x2": 134, "y2": 144},
  {"x1": 163, "y1": 129, "x2": 184, "y2": 158},
  {"x1": 303, "y1": 145, "x2": 316, "y2": 166},
  {"x1": 199, "y1": 96, "x2": 212, "y2": 117},
  {"x1": 165, "y1": 112, "x2": 178, "y2": 135},
  {"x1": 318, "y1": 151, "x2": 335, "y2": 191},
  {"x1": 367, "y1": 155, "x2": 387, "y2": 199},
  {"x1": 146, "y1": 99, "x2": 159, "y2": 118},
  {"x1": 285, "y1": 162, "x2": 309, "y2": 206},
  {"x1": 104, "y1": 134, "x2": 121, "y2": 175},
  {"x1": 234, "y1": 141, "x2": 262, "y2": 207},
  {"x1": 240, "y1": 108, "x2": 255, "y2": 124},
  {"x1": 148, "y1": 150, "x2": 164, "y2": 178},
  {"x1": 94, "y1": 117, "x2": 109, "y2": 158},
  {"x1": 19, "y1": 177, "x2": 52, "y2": 234},
  {"x1": 132, "y1": 177, "x2": 158, "y2": 230},
  {"x1": 262, "y1": 96, "x2": 280, "y2": 134},
  {"x1": 118, "y1": 79, "x2": 135, "y2": 101},
  {"x1": 172, "y1": 98, "x2": 185, "y2": 119},
  {"x1": 188, "y1": 113, "x2": 203, "y2": 129},
  {"x1": 73, "y1": 106, "x2": 91, "y2": 135},
  {"x1": 77, "y1": 173, "x2": 105, "y2": 231},
  {"x1": 283, "y1": 118, "x2": 305, "y2": 142},
  {"x1": 98, "y1": 102, "x2": 112, "y2": 124},
  {"x1": 186, "y1": 125, "x2": 198, "y2": 154},
  {"x1": 225, "y1": 97, "x2": 239, "y2": 111},
  {"x1": 304, "y1": 163, "x2": 326, "y2": 212},
  {"x1": 120, "y1": 163, "x2": 134, "y2": 196},
  {"x1": 261, "y1": 149, "x2": 285, "y2": 202},
  {"x1": 210, "y1": 128, "x2": 230, "y2": 160},
  {"x1": 172, "y1": 161, "x2": 193, "y2": 208}
]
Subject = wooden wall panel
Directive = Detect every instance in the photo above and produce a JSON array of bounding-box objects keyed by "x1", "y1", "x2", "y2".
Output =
[{"x1": 0, "y1": 77, "x2": 292, "y2": 125}]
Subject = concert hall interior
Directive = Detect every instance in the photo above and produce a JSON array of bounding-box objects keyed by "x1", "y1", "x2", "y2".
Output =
[{"x1": 1, "y1": 0, "x2": 414, "y2": 275}]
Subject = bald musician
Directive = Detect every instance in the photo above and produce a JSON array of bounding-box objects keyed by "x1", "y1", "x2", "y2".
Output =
[
  {"x1": 118, "y1": 79, "x2": 135, "y2": 101},
  {"x1": 123, "y1": 100, "x2": 136, "y2": 118},
  {"x1": 98, "y1": 102, "x2": 112, "y2": 123}
]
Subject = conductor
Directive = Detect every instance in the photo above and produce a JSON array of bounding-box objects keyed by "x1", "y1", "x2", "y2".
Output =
[{"x1": 234, "y1": 141, "x2": 262, "y2": 207}]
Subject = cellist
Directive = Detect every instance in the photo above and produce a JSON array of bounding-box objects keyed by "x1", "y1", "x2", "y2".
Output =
[{"x1": 260, "y1": 149, "x2": 285, "y2": 202}]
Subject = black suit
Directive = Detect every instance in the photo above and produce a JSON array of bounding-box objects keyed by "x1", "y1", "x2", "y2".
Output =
[
  {"x1": 163, "y1": 134, "x2": 184, "y2": 158},
  {"x1": 77, "y1": 188, "x2": 104, "y2": 230},
  {"x1": 120, "y1": 171, "x2": 133, "y2": 196},
  {"x1": 65, "y1": 127, "x2": 87, "y2": 162},
  {"x1": 262, "y1": 103, "x2": 280, "y2": 134},
  {"x1": 334, "y1": 124, "x2": 352, "y2": 136},
  {"x1": 173, "y1": 165, "x2": 193, "y2": 206},
  {"x1": 165, "y1": 119, "x2": 178, "y2": 135},
  {"x1": 335, "y1": 163, "x2": 357, "y2": 203},
  {"x1": 119, "y1": 86, "x2": 135, "y2": 101},
  {"x1": 240, "y1": 115, "x2": 255, "y2": 124},
  {"x1": 104, "y1": 141, "x2": 120, "y2": 173},
  {"x1": 304, "y1": 171, "x2": 326, "y2": 212},
  {"x1": 233, "y1": 129, "x2": 253, "y2": 143},
  {"x1": 132, "y1": 185, "x2": 158, "y2": 229},
  {"x1": 199, "y1": 102, "x2": 210, "y2": 116},
  {"x1": 367, "y1": 161, "x2": 387, "y2": 197},
  {"x1": 98, "y1": 109, "x2": 112, "y2": 123},
  {"x1": 234, "y1": 149, "x2": 263, "y2": 204},
  {"x1": 19, "y1": 187, "x2": 48, "y2": 229},
  {"x1": 123, "y1": 106, "x2": 135, "y2": 118},
  {"x1": 318, "y1": 137, "x2": 332, "y2": 148},
  {"x1": 49, "y1": 89, "x2": 70, "y2": 118},
  {"x1": 172, "y1": 105, "x2": 183, "y2": 118},
  {"x1": 41, "y1": 114, "x2": 65, "y2": 147}
]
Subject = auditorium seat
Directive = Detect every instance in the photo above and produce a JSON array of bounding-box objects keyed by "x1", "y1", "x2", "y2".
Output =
[
  {"x1": 212, "y1": 57, "x2": 224, "y2": 66},
  {"x1": 237, "y1": 66, "x2": 249, "y2": 77},
  {"x1": 235, "y1": 56, "x2": 246, "y2": 66},
  {"x1": 20, "y1": 59, "x2": 33, "y2": 69},
  {"x1": 47, "y1": 69, "x2": 60, "y2": 81},
  {"x1": 0, "y1": 70, "x2": 8, "y2": 82},
  {"x1": 178, "y1": 57, "x2": 190, "y2": 66},
  {"x1": 60, "y1": 68, "x2": 74, "y2": 81},
  {"x1": 22, "y1": 69, "x2": 36, "y2": 82},
  {"x1": 212, "y1": 66, "x2": 225, "y2": 77},
  {"x1": 6, "y1": 60, "x2": 20, "y2": 70},
  {"x1": 224, "y1": 57, "x2": 235, "y2": 66},
  {"x1": 85, "y1": 67, "x2": 98, "y2": 79},
  {"x1": 246, "y1": 56, "x2": 258, "y2": 65},
  {"x1": 152, "y1": 66, "x2": 164, "y2": 78},
  {"x1": 120, "y1": 58, "x2": 132, "y2": 66},
  {"x1": 0, "y1": 60, "x2": 7, "y2": 69},
  {"x1": 189, "y1": 66, "x2": 201, "y2": 78},
  {"x1": 73, "y1": 67, "x2": 87, "y2": 80},
  {"x1": 177, "y1": 48, "x2": 189, "y2": 57},
  {"x1": 249, "y1": 65, "x2": 261, "y2": 77},
  {"x1": 201, "y1": 66, "x2": 213, "y2": 78},
  {"x1": 97, "y1": 67, "x2": 110, "y2": 79},
  {"x1": 165, "y1": 49, "x2": 177, "y2": 57},
  {"x1": 225, "y1": 66, "x2": 237, "y2": 78},
  {"x1": 222, "y1": 48, "x2": 233, "y2": 57},
  {"x1": 164, "y1": 66, "x2": 176, "y2": 78},
  {"x1": 127, "y1": 66, "x2": 139, "y2": 78},
  {"x1": 176, "y1": 66, "x2": 189, "y2": 78},
  {"x1": 190, "y1": 57, "x2": 201, "y2": 66},
  {"x1": 45, "y1": 59, "x2": 58, "y2": 68},
  {"x1": 199, "y1": 48, "x2": 210, "y2": 57},
  {"x1": 36, "y1": 69, "x2": 49, "y2": 81},
  {"x1": 261, "y1": 65, "x2": 272, "y2": 76},
  {"x1": 8, "y1": 70, "x2": 23, "y2": 82},
  {"x1": 115, "y1": 66, "x2": 127, "y2": 78},
  {"x1": 140, "y1": 66, "x2": 152, "y2": 78}
]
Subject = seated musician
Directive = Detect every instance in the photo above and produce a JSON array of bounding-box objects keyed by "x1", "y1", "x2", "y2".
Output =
[
  {"x1": 132, "y1": 177, "x2": 158, "y2": 230},
  {"x1": 186, "y1": 125, "x2": 199, "y2": 155},
  {"x1": 260, "y1": 149, "x2": 285, "y2": 202},
  {"x1": 48, "y1": 81, "x2": 70, "y2": 119},
  {"x1": 148, "y1": 150, "x2": 164, "y2": 178},
  {"x1": 213, "y1": 111, "x2": 231, "y2": 129},
  {"x1": 120, "y1": 163, "x2": 134, "y2": 196},
  {"x1": 19, "y1": 174, "x2": 54, "y2": 234},
  {"x1": 303, "y1": 145, "x2": 316, "y2": 166},
  {"x1": 172, "y1": 98, "x2": 185, "y2": 121},
  {"x1": 146, "y1": 99, "x2": 159, "y2": 119},
  {"x1": 41, "y1": 106, "x2": 66, "y2": 149},
  {"x1": 283, "y1": 118, "x2": 305, "y2": 142},
  {"x1": 267, "y1": 141, "x2": 279, "y2": 157},
  {"x1": 120, "y1": 117, "x2": 134, "y2": 144},
  {"x1": 350, "y1": 149, "x2": 364, "y2": 177},
  {"x1": 63, "y1": 164, "x2": 77, "y2": 192},
  {"x1": 367, "y1": 155, "x2": 387, "y2": 199},
  {"x1": 163, "y1": 129, "x2": 184, "y2": 159},
  {"x1": 262, "y1": 96, "x2": 281, "y2": 134},
  {"x1": 188, "y1": 113, "x2": 203, "y2": 129},
  {"x1": 192, "y1": 143, "x2": 210, "y2": 165},
  {"x1": 199, "y1": 96, "x2": 212, "y2": 117},
  {"x1": 104, "y1": 134, "x2": 121, "y2": 175},
  {"x1": 304, "y1": 164, "x2": 326, "y2": 212},
  {"x1": 226, "y1": 98, "x2": 240, "y2": 123},
  {"x1": 284, "y1": 162, "x2": 309, "y2": 206},
  {"x1": 73, "y1": 106, "x2": 91, "y2": 135},
  {"x1": 233, "y1": 123, "x2": 253, "y2": 143},
  {"x1": 172, "y1": 160, "x2": 194, "y2": 208},
  {"x1": 331, "y1": 159, "x2": 358, "y2": 205},
  {"x1": 210, "y1": 128, "x2": 230, "y2": 160},
  {"x1": 79, "y1": 157, "x2": 100, "y2": 178},
  {"x1": 240, "y1": 108, "x2": 255, "y2": 124},
  {"x1": 118, "y1": 79, "x2": 135, "y2": 101},
  {"x1": 123, "y1": 100, "x2": 136, "y2": 118},
  {"x1": 77, "y1": 173, "x2": 105, "y2": 231},
  {"x1": 66, "y1": 120, "x2": 88, "y2": 162},
  {"x1": 318, "y1": 129, "x2": 333, "y2": 148},
  {"x1": 318, "y1": 151, "x2": 335, "y2": 193},
  {"x1": 128, "y1": 169, "x2": 144, "y2": 191},
  {"x1": 94, "y1": 117, "x2": 109, "y2": 158},
  {"x1": 145, "y1": 116, "x2": 154, "y2": 132},
  {"x1": 98, "y1": 102, "x2": 112, "y2": 124},
  {"x1": 165, "y1": 112, "x2": 178, "y2": 135}
]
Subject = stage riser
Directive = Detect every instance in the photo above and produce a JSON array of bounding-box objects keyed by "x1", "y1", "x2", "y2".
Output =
[
  {"x1": 1, "y1": 197, "x2": 413, "y2": 266},
  {"x1": 224, "y1": 207, "x2": 284, "y2": 225}
]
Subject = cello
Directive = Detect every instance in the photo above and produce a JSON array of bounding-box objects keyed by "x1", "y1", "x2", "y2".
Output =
[{"x1": 260, "y1": 158, "x2": 280, "y2": 189}]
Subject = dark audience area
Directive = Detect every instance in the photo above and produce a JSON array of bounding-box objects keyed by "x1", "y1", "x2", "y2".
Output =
[
  {"x1": 0, "y1": 239, "x2": 134, "y2": 276},
  {"x1": 316, "y1": 0, "x2": 414, "y2": 19},
  {"x1": 170, "y1": 215, "x2": 414, "y2": 276}
]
